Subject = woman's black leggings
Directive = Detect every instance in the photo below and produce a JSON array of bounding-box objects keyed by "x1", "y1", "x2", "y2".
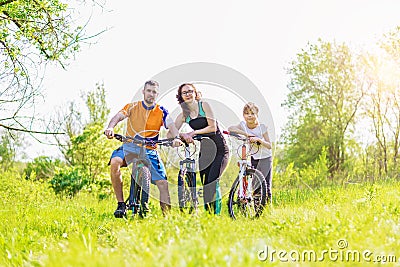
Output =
[{"x1": 199, "y1": 150, "x2": 229, "y2": 214}]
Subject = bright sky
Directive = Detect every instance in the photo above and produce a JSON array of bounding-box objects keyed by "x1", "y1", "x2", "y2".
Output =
[{"x1": 28, "y1": 0, "x2": 400, "y2": 159}]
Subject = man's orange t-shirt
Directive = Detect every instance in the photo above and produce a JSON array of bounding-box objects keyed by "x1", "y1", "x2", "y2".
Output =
[{"x1": 120, "y1": 101, "x2": 169, "y2": 148}]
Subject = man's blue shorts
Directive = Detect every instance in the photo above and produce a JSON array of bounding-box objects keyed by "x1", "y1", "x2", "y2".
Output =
[{"x1": 109, "y1": 144, "x2": 167, "y2": 183}]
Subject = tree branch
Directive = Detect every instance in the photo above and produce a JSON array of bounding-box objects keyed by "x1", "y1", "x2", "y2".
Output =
[{"x1": 0, "y1": 123, "x2": 64, "y2": 135}]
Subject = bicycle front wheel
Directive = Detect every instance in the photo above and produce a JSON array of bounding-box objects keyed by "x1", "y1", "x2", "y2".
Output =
[
  {"x1": 129, "y1": 165, "x2": 151, "y2": 217},
  {"x1": 178, "y1": 171, "x2": 198, "y2": 213},
  {"x1": 138, "y1": 166, "x2": 151, "y2": 217},
  {"x1": 228, "y1": 169, "x2": 267, "y2": 219}
]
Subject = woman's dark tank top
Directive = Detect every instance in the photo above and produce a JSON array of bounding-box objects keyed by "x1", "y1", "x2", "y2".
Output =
[{"x1": 185, "y1": 101, "x2": 227, "y2": 151}]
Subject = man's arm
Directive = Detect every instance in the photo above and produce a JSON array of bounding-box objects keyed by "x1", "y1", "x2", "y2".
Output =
[{"x1": 104, "y1": 112, "x2": 126, "y2": 138}]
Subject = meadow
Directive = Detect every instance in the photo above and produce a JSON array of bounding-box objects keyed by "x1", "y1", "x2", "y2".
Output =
[{"x1": 1, "y1": 170, "x2": 399, "y2": 267}]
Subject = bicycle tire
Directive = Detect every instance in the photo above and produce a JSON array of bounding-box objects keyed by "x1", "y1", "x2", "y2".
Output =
[
  {"x1": 178, "y1": 171, "x2": 198, "y2": 213},
  {"x1": 138, "y1": 166, "x2": 151, "y2": 217},
  {"x1": 128, "y1": 165, "x2": 151, "y2": 217},
  {"x1": 228, "y1": 169, "x2": 267, "y2": 219},
  {"x1": 128, "y1": 171, "x2": 140, "y2": 215}
]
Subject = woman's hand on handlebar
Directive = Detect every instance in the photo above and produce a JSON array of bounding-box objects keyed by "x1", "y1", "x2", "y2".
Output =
[
  {"x1": 172, "y1": 138, "x2": 184, "y2": 147},
  {"x1": 180, "y1": 131, "x2": 195, "y2": 143}
]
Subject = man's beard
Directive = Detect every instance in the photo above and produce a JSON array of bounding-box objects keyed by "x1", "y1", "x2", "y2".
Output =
[{"x1": 144, "y1": 98, "x2": 155, "y2": 106}]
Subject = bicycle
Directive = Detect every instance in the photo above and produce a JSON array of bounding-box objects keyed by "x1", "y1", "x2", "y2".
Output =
[
  {"x1": 177, "y1": 135, "x2": 207, "y2": 214},
  {"x1": 223, "y1": 130, "x2": 267, "y2": 219},
  {"x1": 112, "y1": 133, "x2": 175, "y2": 218}
]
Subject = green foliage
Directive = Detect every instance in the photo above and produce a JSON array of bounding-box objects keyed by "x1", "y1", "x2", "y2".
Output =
[
  {"x1": 0, "y1": 0, "x2": 95, "y2": 133},
  {"x1": 0, "y1": 133, "x2": 15, "y2": 170},
  {"x1": 24, "y1": 156, "x2": 63, "y2": 181},
  {"x1": 49, "y1": 83, "x2": 116, "y2": 197},
  {"x1": 274, "y1": 148, "x2": 329, "y2": 189},
  {"x1": 282, "y1": 39, "x2": 363, "y2": 175},
  {"x1": 50, "y1": 166, "x2": 89, "y2": 197},
  {"x1": 0, "y1": 131, "x2": 22, "y2": 171},
  {"x1": 66, "y1": 123, "x2": 112, "y2": 181},
  {"x1": 49, "y1": 164, "x2": 112, "y2": 198},
  {"x1": 86, "y1": 83, "x2": 110, "y2": 125},
  {"x1": 298, "y1": 148, "x2": 330, "y2": 187}
]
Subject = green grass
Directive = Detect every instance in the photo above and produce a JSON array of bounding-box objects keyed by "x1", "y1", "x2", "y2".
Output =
[{"x1": 1, "y1": 171, "x2": 399, "y2": 266}]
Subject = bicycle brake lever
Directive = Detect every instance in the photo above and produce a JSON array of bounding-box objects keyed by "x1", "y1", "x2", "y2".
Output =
[{"x1": 114, "y1": 134, "x2": 123, "y2": 142}]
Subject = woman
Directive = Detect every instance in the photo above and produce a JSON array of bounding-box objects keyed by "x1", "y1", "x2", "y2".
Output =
[
  {"x1": 228, "y1": 102, "x2": 273, "y2": 204},
  {"x1": 175, "y1": 83, "x2": 229, "y2": 215}
]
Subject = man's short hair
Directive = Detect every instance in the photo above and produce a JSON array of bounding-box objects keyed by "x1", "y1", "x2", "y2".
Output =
[{"x1": 144, "y1": 80, "x2": 159, "y2": 88}]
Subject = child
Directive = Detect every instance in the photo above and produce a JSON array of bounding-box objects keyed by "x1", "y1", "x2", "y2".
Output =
[{"x1": 228, "y1": 102, "x2": 273, "y2": 203}]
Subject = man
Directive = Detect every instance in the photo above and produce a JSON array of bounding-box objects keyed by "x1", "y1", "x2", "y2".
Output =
[{"x1": 104, "y1": 80, "x2": 181, "y2": 218}]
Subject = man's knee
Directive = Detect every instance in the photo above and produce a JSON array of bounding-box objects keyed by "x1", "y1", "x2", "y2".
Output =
[{"x1": 110, "y1": 157, "x2": 124, "y2": 172}]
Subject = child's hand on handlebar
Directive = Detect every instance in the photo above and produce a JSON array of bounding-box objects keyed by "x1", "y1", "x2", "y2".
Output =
[{"x1": 249, "y1": 136, "x2": 262, "y2": 145}]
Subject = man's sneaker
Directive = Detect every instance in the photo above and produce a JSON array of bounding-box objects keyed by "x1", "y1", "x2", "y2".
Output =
[{"x1": 114, "y1": 202, "x2": 127, "y2": 218}]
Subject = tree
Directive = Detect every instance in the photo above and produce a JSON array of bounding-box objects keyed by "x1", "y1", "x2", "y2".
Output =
[
  {"x1": 0, "y1": 0, "x2": 101, "y2": 135},
  {"x1": 282, "y1": 39, "x2": 365, "y2": 175},
  {"x1": 360, "y1": 27, "x2": 400, "y2": 177}
]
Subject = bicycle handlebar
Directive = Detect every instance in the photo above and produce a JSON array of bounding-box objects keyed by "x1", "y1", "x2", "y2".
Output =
[
  {"x1": 222, "y1": 130, "x2": 248, "y2": 141},
  {"x1": 223, "y1": 130, "x2": 262, "y2": 159},
  {"x1": 179, "y1": 134, "x2": 209, "y2": 145},
  {"x1": 112, "y1": 133, "x2": 175, "y2": 147}
]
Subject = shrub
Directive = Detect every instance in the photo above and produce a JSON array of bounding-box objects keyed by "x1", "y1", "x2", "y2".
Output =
[
  {"x1": 49, "y1": 167, "x2": 90, "y2": 197},
  {"x1": 24, "y1": 156, "x2": 63, "y2": 181}
]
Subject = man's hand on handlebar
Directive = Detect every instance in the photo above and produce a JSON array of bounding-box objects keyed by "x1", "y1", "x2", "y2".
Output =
[{"x1": 104, "y1": 128, "x2": 114, "y2": 139}]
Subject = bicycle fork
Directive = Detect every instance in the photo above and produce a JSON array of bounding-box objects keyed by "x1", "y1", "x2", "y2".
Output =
[
  {"x1": 238, "y1": 164, "x2": 254, "y2": 201},
  {"x1": 178, "y1": 145, "x2": 198, "y2": 209},
  {"x1": 128, "y1": 162, "x2": 149, "y2": 216},
  {"x1": 238, "y1": 143, "x2": 254, "y2": 201}
]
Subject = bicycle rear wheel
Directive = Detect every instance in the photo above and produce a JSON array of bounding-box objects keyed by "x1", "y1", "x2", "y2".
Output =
[
  {"x1": 228, "y1": 169, "x2": 267, "y2": 219},
  {"x1": 178, "y1": 171, "x2": 198, "y2": 213}
]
